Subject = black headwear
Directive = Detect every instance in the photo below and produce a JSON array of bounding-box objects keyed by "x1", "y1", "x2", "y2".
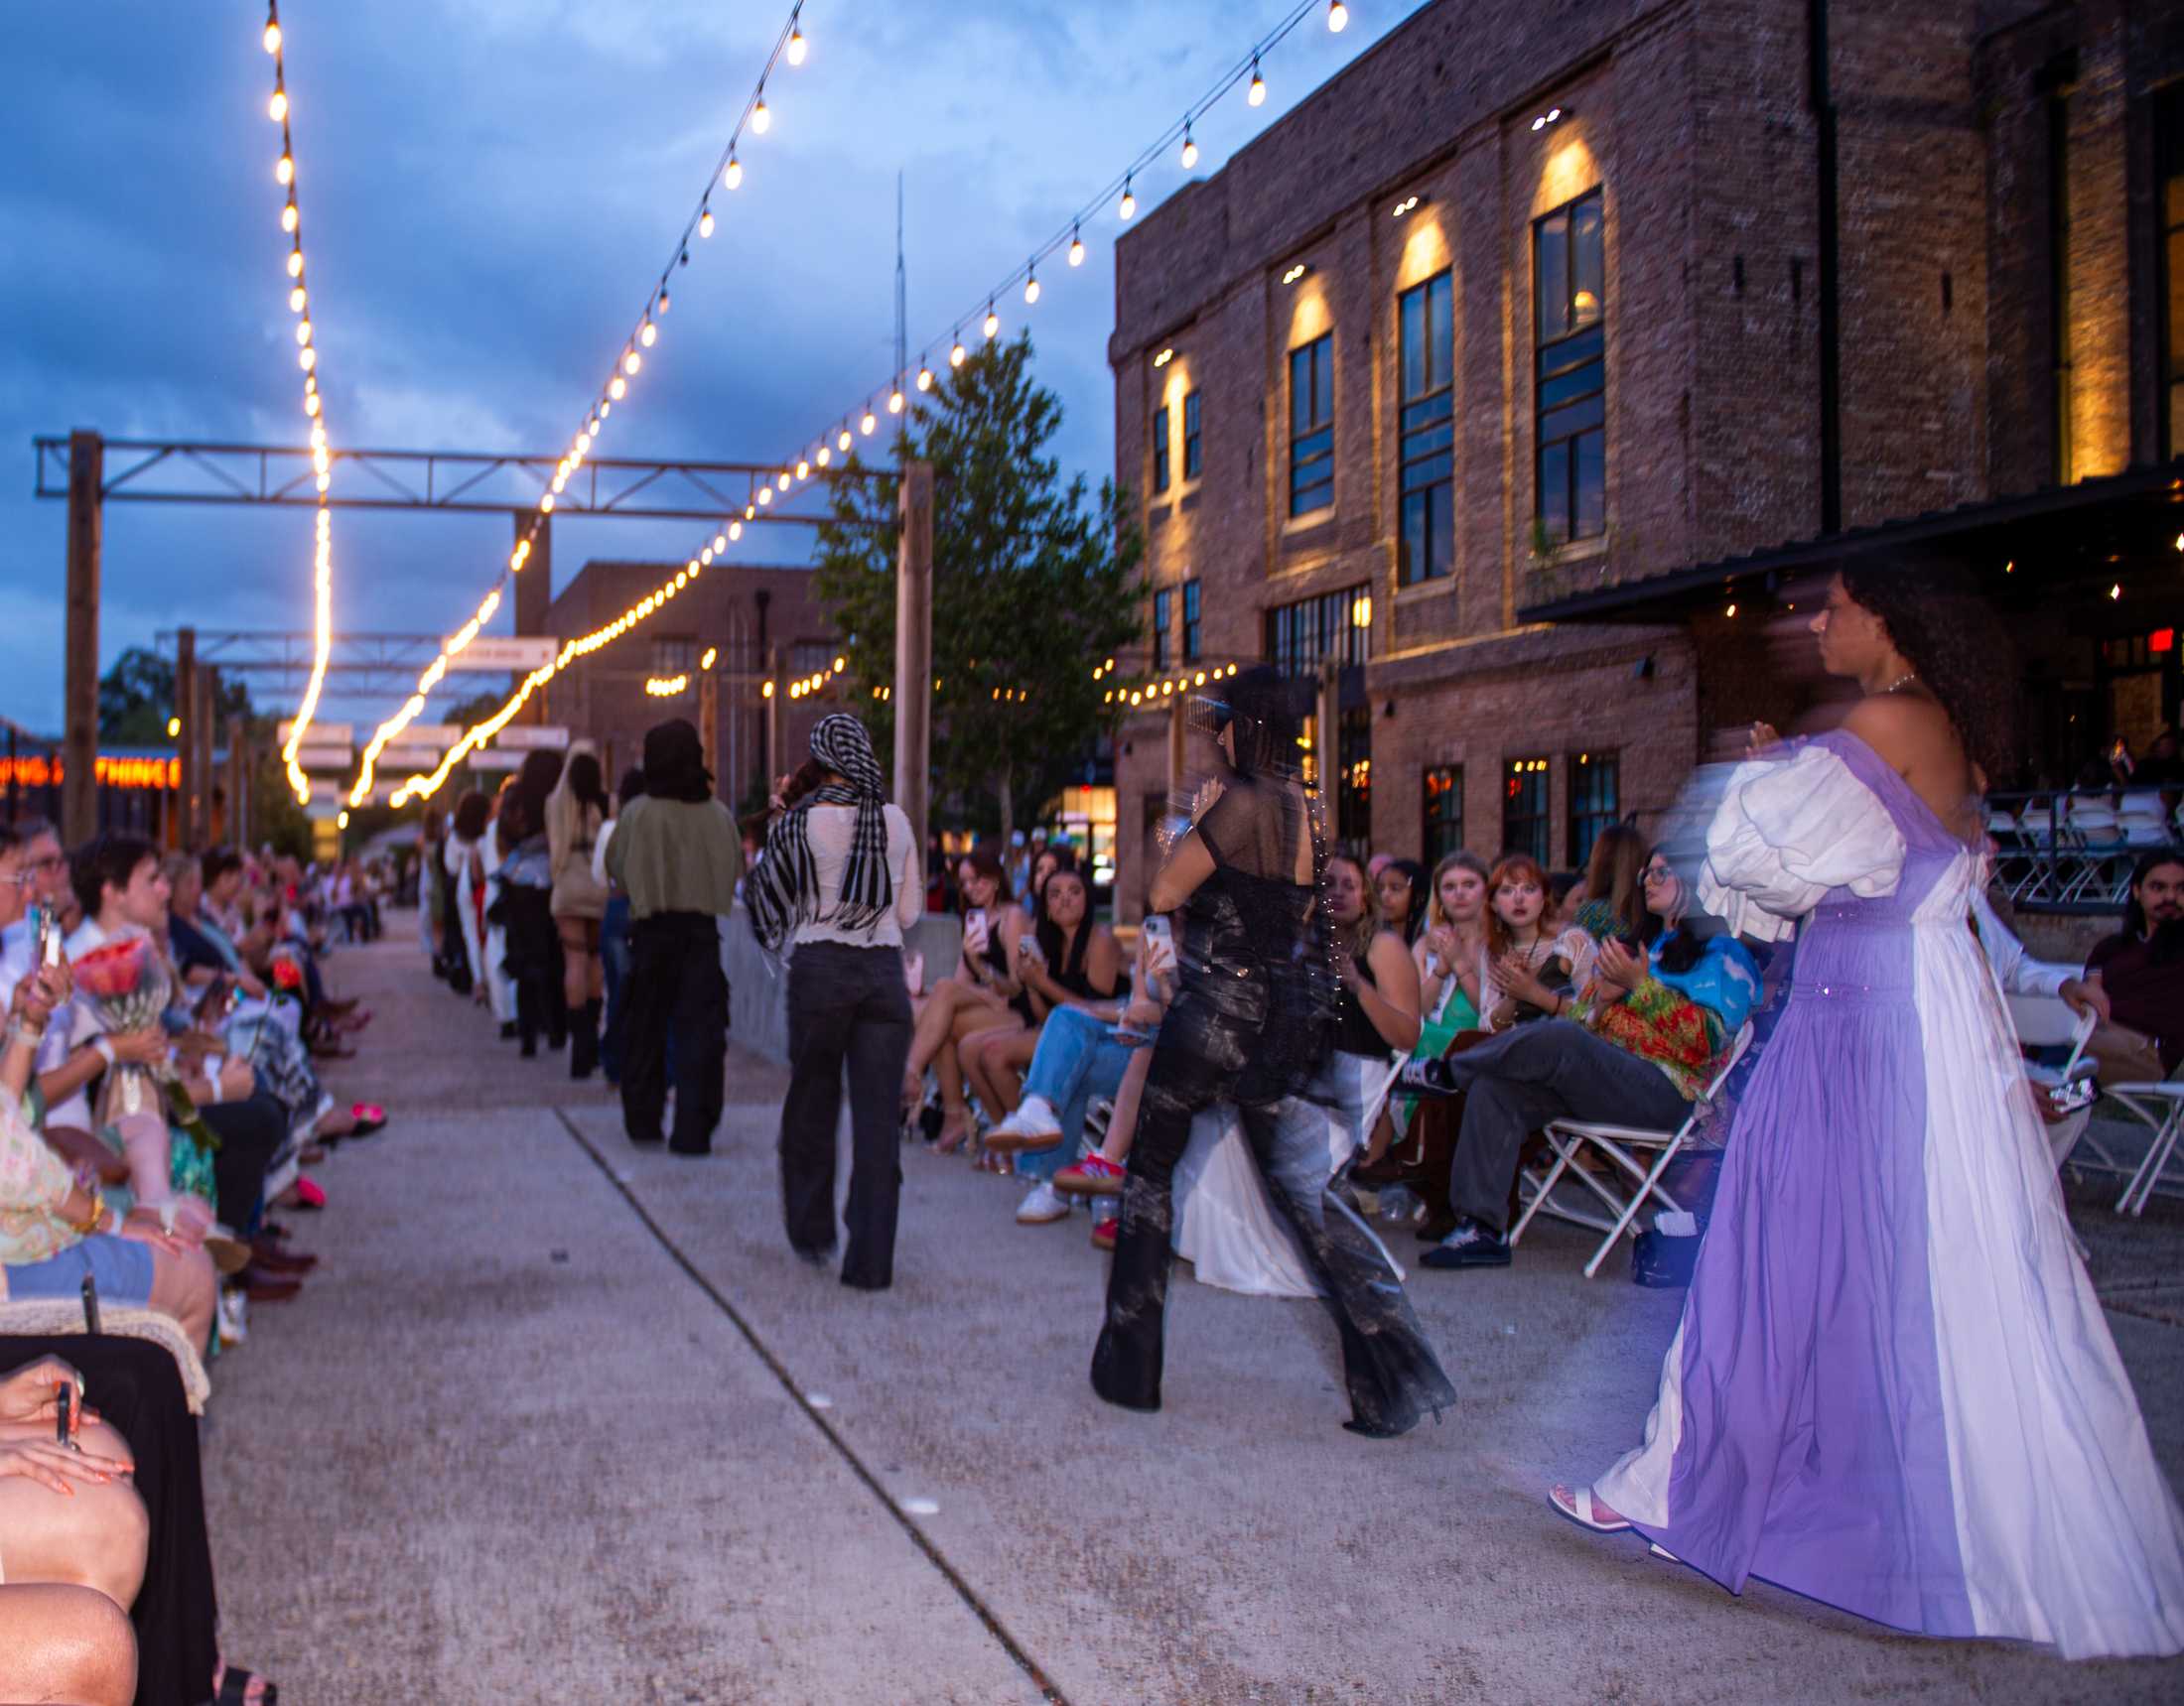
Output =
[
  {"x1": 747, "y1": 713, "x2": 893, "y2": 950},
  {"x1": 641, "y1": 719, "x2": 712, "y2": 804}
]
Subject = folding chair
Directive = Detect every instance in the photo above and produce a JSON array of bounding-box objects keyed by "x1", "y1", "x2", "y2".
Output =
[
  {"x1": 2107, "y1": 1082, "x2": 2184, "y2": 1216},
  {"x1": 2060, "y1": 799, "x2": 2123, "y2": 905},
  {"x1": 1509, "y1": 1022, "x2": 1754, "y2": 1279},
  {"x1": 2003, "y1": 992, "x2": 2113, "y2": 1176}
]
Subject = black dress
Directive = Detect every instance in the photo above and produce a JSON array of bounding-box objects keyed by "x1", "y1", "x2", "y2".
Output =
[{"x1": 1091, "y1": 779, "x2": 1456, "y2": 1435}]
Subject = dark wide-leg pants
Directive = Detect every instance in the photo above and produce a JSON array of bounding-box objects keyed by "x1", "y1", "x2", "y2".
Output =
[
  {"x1": 620, "y1": 912, "x2": 728, "y2": 1152},
  {"x1": 778, "y1": 942, "x2": 913, "y2": 1288}
]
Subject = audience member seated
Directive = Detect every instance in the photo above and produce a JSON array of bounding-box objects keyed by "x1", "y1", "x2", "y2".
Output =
[
  {"x1": 900, "y1": 850, "x2": 1028, "y2": 1152},
  {"x1": 1374, "y1": 857, "x2": 1428, "y2": 950},
  {"x1": 1405, "y1": 846, "x2": 1760, "y2": 1270},
  {"x1": 2083, "y1": 851, "x2": 2184, "y2": 1088},
  {"x1": 1478, "y1": 853, "x2": 1584, "y2": 1031}
]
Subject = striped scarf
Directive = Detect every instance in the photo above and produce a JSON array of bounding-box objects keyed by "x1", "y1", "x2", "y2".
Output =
[{"x1": 748, "y1": 713, "x2": 893, "y2": 950}]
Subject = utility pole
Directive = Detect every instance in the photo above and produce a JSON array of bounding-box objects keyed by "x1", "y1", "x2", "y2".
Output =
[
  {"x1": 893, "y1": 459, "x2": 934, "y2": 858},
  {"x1": 175, "y1": 627, "x2": 198, "y2": 853},
  {"x1": 698, "y1": 650, "x2": 720, "y2": 795},
  {"x1": 763, "y1": 642, "x2": 784, "y2": 786},
  {"x1": 226, "y1": 712, "x2": 250, "y2": 850},
  {"x1": 63, "y1": 430, "x2": 101, "y2": 845},
  {"x1": 193, "y1": 663, "x2": 218, "y2": 848}
]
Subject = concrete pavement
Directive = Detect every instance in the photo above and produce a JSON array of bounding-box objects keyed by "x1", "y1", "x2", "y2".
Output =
[{"x1": 203, "y1": 918, "x2": 2184, "y2": 1703}]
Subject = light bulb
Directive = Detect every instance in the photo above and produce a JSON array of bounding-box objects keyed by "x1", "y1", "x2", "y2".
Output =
[
  {"x1": 1024, "y1": 268, "x2": 1040, "y2": 305},
  {"x1": 796, "y1": 459, "x2": 810, "y2": 478},
  {"x1": 700, "y1": 206, "x2": 715, "y2": 238},
  {"x1": 917, "y1": 363, "x2": 934, "y2": 391},
  {"x1": 751, "y1": 95, "x2": 770, "y2": 133},
  {"x1": 888, "y1": 387, "x2": 904, "y2": 414},
  {"x1": 263, "y1": 19, "x2": 281, "y2": 53},
  {"x1": 623, "y1": 348, "x2": 642, "y2": 375},
  {"x1": 657, "y1": 287, "x2": 669, "y2": 315},
  {"x1": 269, "y1": 86, "x2": 288, "y2": 123},
  {"x1": 1328, "y1": 0, "x2": 1348, "y2": 32},
  {"x1": 281, "y1": 199, "x2": 299, "y2": 233},
  {"x1": 817, "y1": 445, "x2": 832, "y2": 466},
  {"x1": 861, "y1": 406, "x2": 876, "y2": 435},
  {"x1": 1250, "y1": 57, "x2": 1267, "y2": 105},
  {"x1": 298, "y1": 345, "x2": 315, "y2": 372},
  {"x1": 275, "y1": 151, "x2": 294, "y2": 185},
  {"x1": 610, "y1": 375, "x2": 626, "y2": 400},
  {"x1": 757, "y1": 486, "x2": 772, "y2": 505},
  {"x1": 289, "y1": 285, "x2": 305, "y2": 312},
  {"x1": 778, "y1": 470, "x2": 792, "y2": 490},
  {"x1": 576, "y1": 432, "x2": 591, "y2": 454},
  {"x1": 1181, "y1": 124, "x2": 1198, "y2": 169},
  {"x1": 744, "y1": 501, "x2": 755, "y2": 518},
  {"x1": 1120, "y1": 174, "x2": 1137, "y2": 219},
  {"x1": 838, "y1": 428, "x2": 852, "y2": 451},
  {"x1": 304, "y1": 391, "x2": 320, "y2": 417},
  {"x1": 983, "y1": 302, "x2": 1000, "y2": 338},
  {"x1": 786, "y1": 26, "x2": 806, "y2": 65},
  {"x1": 730, "y1": 521, "x2": 743, "y2": 540},
  {"x1": 950, "y1": 335, "x2": 966, "y2": 367},
  {"x1": 724, "y1": 153, "x2": 743, "y2": 191},
  {"x1": 295, "y1": 318, "x2": 312, "y2": 345},
  {"x1": 587, "y1": 415, "x2": 600, "y2": 436},
  {"x1": 599, "y1": 398, "x2": 612, "y2": 417},
  {"x1": 287, "y1": 247, "x2": 303, "y2": 277},
  {"x1": 639, "y1": 320, "x2": 656, "y2": 347},
  {"x1": 1069, "y1": 224, "x2": 1085, "y2": 266}
]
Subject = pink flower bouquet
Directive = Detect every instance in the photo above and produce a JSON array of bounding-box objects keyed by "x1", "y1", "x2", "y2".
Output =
[{"x1": 71, "y1": 934, "x2": 171, "y2": 1118}]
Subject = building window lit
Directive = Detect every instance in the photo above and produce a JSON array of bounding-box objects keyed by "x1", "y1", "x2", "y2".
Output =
[
  {"x1": 1181, "y1": 580, "x2": 1202, "y2": 662},
  {"x1": 1534, "y1": 189, "x2": 1605, "y2": 544},
  {"x1": 1398, "y1": 272, "x2": 1455, "y2": 585},
  {"x1": 1568, "y1": 751, "x2": 1620, "y2": 867},
  {"x1": 1153, "y1": 587, "x2": 1171, "y2": 671},
  {"x1": 1503, "y1": 757, "x2": 1551, "y2": 863},
  {"x1": 1337, "y1": 705, "x2": 1372, "y2": 853},
  {"x1": 652, "y1": 635, "x2": 697, "y2": 675},
  {"x1": 1182, "y1": 391, "x2": 1203, "y2": 481},
  {"x1": 2156, "y1": 86, "x2": 2184, "y2": 458},
  {"x1": 1152, "y1": 402, "x2": 1171, "y2": 496},
  {"x1": 1264, "y1": 583, "x2": 1371, "y2": 677},
  {"x1": 1423, "y1": 765, "x2": 1464, "y2": 863},
  {"x1": 1289, "y1": 331, "x2": 1335, "y2": 516}
]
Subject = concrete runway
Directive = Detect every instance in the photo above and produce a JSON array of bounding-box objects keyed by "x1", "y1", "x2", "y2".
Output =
[{"x1": 203, "y1": 920, "x2": 2184, "y2": 1703}]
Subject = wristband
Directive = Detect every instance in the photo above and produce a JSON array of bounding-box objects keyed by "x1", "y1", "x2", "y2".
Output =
[{"x1": 91, "y1": 1037, "x2": 116, "y2": 1069}]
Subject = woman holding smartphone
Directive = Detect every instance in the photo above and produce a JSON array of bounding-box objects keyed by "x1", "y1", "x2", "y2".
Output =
[{"x1": 899, "y1": 850, "x2": 1027, "y2": 1152}]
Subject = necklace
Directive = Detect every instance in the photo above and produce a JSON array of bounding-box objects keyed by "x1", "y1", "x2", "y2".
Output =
[{"x1": 1880, "y1": 670, "x2": 1918, "y2": 696}]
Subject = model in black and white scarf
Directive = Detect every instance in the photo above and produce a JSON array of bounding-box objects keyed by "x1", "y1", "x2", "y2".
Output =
[{"x1": 748, "y1": 713, "x2": 893, "y2": 950}]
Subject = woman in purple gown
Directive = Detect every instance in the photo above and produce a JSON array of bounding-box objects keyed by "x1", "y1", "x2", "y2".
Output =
[{"x1": 1554, "y1": 565, "x2": 2184, "y2": 1658}]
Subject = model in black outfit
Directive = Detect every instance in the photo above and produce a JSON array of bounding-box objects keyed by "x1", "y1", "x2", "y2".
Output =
[{"x1": 1091, "y1": 669, "x2": 1455, "y2": 1437}]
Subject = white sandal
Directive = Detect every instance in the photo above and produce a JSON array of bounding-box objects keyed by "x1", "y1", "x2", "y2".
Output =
[{"x1": 1548, "y1": 1483, "x2": 1631, "y2": 1533}]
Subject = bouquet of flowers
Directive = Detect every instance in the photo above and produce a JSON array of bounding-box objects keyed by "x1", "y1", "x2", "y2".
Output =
[{"x1": 71, "y1": 936, "x2": 169, "y2": 1118}]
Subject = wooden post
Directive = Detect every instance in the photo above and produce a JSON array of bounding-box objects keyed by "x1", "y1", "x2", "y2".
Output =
[
  {"x1": 63, "y1": 430, "x2": 102, "y2": 846},
  {"x1": 763, "y1": 643, "x2": 784, "y2": 786},
  {"x1": 892, "y1": 459, "x2": 934, "y2": 859},
  {"x1": 698, "y1": 652, "x2": 720, "y2": 797},
  {"x1": 226, "y1": 713, "x2": 250, "y2": 850},
  {"x1": 175, "y1": 628, "x2": 198, "y2": 852},
  {"x1": 194, "y1": 664, "x2": 218, "y2": 847}
]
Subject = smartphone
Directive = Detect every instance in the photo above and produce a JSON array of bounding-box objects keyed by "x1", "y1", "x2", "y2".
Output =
[
  {"x1": 963, "y1": 907, "x2": 989, "y2": 958},
  {"x1": 55, "y1": 1380, "x2": 74, "y2": 1450},
  {"x1": 27, "y1": 902, "x2": 60, "y2": 967},
  {"x1": 1142, "y1": 914, "x2": 1174, "y2": 974},
  {"x1": 80, "y1": 1274, "x2": 100, "y2": 1336}
]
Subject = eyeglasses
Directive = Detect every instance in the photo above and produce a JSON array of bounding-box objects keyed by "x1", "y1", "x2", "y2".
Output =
[{"x1": 1641, "y1": 865, "x2": 1674, "y2": 881}]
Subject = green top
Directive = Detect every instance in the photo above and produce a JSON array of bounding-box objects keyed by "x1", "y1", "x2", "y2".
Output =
[{"x1": 603, "y1": 795, "x2": 745, "y2": 920}]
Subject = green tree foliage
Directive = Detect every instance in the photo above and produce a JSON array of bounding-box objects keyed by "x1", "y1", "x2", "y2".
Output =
[
  {"x1": 97, "y1": 647, "x2": 252, "y2": 743},
  {"x1": 811, "y1": 333, "x2": 1144, "y2": 839}
]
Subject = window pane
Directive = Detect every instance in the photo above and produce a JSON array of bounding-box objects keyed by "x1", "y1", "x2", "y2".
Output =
[
  {"x1": 1291, "y1": 346, "x2": 1313, "y2": 436},
  {"x1": 1427, "y1": 485, "x2": 1453, "y2": 582},
  {"x1": 1573, "y1": 430, "x2": 1606, "y2": 539},
  {"x1": 1539, "y1": 441, "x2": 1570, "y2": 542},
  {"x1": 1402, "y1": 288, "x2": 1427, "y2": 400},
  {"x1": 1538, "y1": 359, "x2": 1603, "y2": 413},
  {"x1": 1423, "y1": 766, "x2": 1464, "y2": 862},
  {"x1": 1401, "y1": 490, "x2": 1428, "y2": 586},
  {"x1": 1540, "y1": 391, "x2": 1606, "y2": 444},
  {"x1": 1571, "y1": 195, "x2": 1604, "y2": 328},
  {"x1": 1536, "y1": 212, "x2": 1570, "y2": 341},
  {"x1": 1429, "y1": 275, "x2": 1454, "y2": 392},
  {"x1": 1537, "y1": 322, "x2": 1605, "y2": 382}
]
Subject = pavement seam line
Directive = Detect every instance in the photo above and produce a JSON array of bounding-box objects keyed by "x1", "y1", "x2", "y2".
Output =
[{"x1": 551, "y1": 1108, "x2": 1071, "y2": 1706}]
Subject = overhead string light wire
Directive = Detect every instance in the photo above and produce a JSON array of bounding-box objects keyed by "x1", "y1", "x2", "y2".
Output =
[
  {"x1": 259, "y1": 1, "x2": 339, "y2": 805},
  {"x1": 350, "y1": 0, "x2": 814, "y2": 805},
  {"x1": 387, "y1": 0, "x2": 1355, "y2": 807}
]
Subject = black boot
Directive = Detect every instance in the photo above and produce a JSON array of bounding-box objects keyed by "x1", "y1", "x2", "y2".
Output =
[
  {"x1": 516, "y1": 980, "x2": 540, "y2": 1059},
  {"x1": 570, "y1": 999, "x2": 601, "y2": 1081}
]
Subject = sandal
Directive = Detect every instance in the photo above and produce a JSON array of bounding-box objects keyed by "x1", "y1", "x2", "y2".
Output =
[
  {"x1": 1548, "y1": 1483, "x2": 1630, "y2": 1533},
  {"x1": 288, "y1": 1177, "x2": 327, "y2": 1212},
  {"x1": 931, "y1": 1113, "x2": 972, "y2": 1155},
  {"x1": 213, "y1": 1660, "x2": 279, "y2": 1704},
  {"x1": 346, "y1": 1103, "x2": 388, "y2": 1137}
]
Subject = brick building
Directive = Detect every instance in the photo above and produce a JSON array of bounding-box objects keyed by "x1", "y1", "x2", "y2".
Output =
[
  {"x1": 1108, "y1": 0, "x2": 2184, "y2": 920},
  {"x1": 539, "y1": 560, "x2": 843, "y2": 813}
]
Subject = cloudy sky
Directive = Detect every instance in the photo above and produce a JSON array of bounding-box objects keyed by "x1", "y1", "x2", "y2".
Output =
[{"x1": 0, "y1": 1, "x2": 1407, "y2": 732}]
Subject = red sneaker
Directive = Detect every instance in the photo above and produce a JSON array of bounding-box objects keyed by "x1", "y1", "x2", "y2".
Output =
[
  {"x1": 1054, "y1": 1153, "x2": 1127, "y2": 1197},
  {"x1": 1090, "y1": 1217, "x2": 1118, "y2": 1251}
]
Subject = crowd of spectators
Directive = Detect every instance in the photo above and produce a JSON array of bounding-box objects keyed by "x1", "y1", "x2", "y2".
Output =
[{"x1": 0, "y1": 817, "x2": 389, "y2": 1703}]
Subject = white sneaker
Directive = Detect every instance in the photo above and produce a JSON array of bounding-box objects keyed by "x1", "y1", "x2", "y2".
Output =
[
  {"x1": 217, "y1": 1288, "x2": 250, "y2": 1348},
  {"x1": 1016, "y1": 1180, "x2": 1071, "y2": 1224},
  {"x1": 990, "y1": 1097, "x2": 1063, "y2": 1144}
]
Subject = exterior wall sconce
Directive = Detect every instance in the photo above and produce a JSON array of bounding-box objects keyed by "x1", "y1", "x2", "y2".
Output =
[
  {"x1": 1530, "y1": 106, "x2": 1567, "y2": 132},
  {"x1": 1391, "y1": 194, "x2": 1426, "y2": 218},
  {"x1": 1281, "y1": 263, "x2": 1310, "y2": 285},
  {"x1": 1154, "y1": 347, "x2": 1174, "y2": 368}
]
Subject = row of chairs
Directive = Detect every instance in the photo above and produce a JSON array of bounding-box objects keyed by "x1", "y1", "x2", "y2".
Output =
[
  {"x1": 1990, "y1": 792, "x2": 2180, "y2": 907},
  {"x1": 1509, "y1": 991, "x2": 2183, "y2": 1280}
]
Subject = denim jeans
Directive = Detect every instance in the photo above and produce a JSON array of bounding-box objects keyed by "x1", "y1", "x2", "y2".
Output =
[
  {"x1": 600, "y1": 893, "x2": 632, "y2": 1083},
  {"x1": 1015, "y1": 1005, "x2": 1137, "y2": 1182}
]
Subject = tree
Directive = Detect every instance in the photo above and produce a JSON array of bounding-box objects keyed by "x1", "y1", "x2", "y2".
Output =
[
  {"x1": 97, "y1": 647, "x2": 252, "y2": 743},
  {"x1": 811, "y1": 333, "x2": 1145, "y2": 840}
]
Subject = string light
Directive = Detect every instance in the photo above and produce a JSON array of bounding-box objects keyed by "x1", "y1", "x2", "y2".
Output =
[
  {"x1": 1024, "y1": 264, "x2": 1040, "y2": 305},
  {"x1": 1328, "y1": 0, "x2": 1349, "y2": 31},
  {"x1": 888, "y1": 384, "x2": 905, "y2": 414},
  {"x1": 861, "y1": 402, "x2": 877, "y2": 435},
  {"x1": 1120, "y1": 174, "x2": 1138, "y2": 220},
  {"x1": 1250, "y1": 55, "x2": 1267, "y2": 105},
  {"x1": 1180, "y1": 122, "x2": 1198, "y2": 169},
  {"x1": 350, "y1": 0, "x2": 816, "y2": 805},
  {"x1": 916, "y1": 359, "x2": 935, "y2": 391},
  {"x1": 950, "y1": 333, "x2": 967, "y2": 367},
  {"x1": 1069, "y1": 223, "x2": 1086, "y2": 266},
  {"x1": 983, "y1": 300, "x2": 1001, "y2": 338}
]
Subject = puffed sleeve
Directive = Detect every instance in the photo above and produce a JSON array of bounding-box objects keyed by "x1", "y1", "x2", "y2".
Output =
[{"x1": 1701, "y1": 738, "x2": 1905, "y2": 942}]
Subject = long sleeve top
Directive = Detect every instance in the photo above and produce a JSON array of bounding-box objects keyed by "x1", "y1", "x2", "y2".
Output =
[{"x1": 603, "y1": 796, "x2": 745, "y2": 921}]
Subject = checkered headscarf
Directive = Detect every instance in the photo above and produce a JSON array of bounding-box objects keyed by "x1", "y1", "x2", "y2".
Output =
[{"x1": 748, "y1": 713, "x2": 893, "y2": 949}]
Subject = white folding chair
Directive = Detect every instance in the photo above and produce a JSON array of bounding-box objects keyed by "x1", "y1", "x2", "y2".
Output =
[
  {"x1": 2061, "y1": 799, "x2": 2123, "y2": 904},
  {"x1": 1509, "y1": 1022, "x2": 1755, "y2": 1279},
  {"x1": 2106, "y1": 1083, "x2": 2184, "y2": 1216},
  {"x1": 2004, "y1": 993, "x2": 2113, "y2": 1176}
]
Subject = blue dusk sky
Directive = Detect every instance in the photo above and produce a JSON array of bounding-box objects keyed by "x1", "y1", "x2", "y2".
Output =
[{"x1": 0, "y1": 1, "x2": 1409, "y2": 730}]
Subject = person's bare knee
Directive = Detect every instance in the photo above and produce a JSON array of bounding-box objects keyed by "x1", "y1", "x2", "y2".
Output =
[
  {"x1": 0, "y1": 1467, "x2": 150, "y2": 1607},
  {"x1": 151, "y1": 1246, "x2": 216, "y2": 1345},
  {"x1": 0, "y1": 1583, "x2": 138, "y2": 1706}
]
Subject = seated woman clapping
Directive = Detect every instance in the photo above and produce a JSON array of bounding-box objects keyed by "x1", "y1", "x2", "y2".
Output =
[{"x1": 900, "y1": 850, "x2": 1028, "y2": 1152}]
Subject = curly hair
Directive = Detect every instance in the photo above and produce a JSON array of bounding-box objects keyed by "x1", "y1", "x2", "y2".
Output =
[{"x1": 1839, "y1": 558, "x2": 2017, "y2": 782}]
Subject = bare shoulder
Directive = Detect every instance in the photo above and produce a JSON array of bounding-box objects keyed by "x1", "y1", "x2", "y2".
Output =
[{"x1": 1841, "y1": 693, "x2": 1953, "y2": 772}]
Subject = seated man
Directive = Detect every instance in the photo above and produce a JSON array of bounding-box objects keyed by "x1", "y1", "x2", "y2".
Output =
[
  {"x1": 2083, "y1": 851, "x2": 2184, "y2": 1088},
  {"x1": 1402, "y1": 849, "x2": 1761, "y2": 1269}
]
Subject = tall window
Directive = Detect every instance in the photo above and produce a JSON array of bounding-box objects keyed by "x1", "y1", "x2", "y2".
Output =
[
  {"x1": 1289, "y1": 332, "x2": 1335, "y2": 516},
  {"x1": 1399, "y1": 273, "x2": 1455, "y2": 585},
  {"x1": 1152, "y1": 588, "x2": 1172, "y2": 670},
  {"x1": 1423, "y1": 766, "x2": 1464, "y2": 864},
  {"x1": 1265, "y1": 584, "x2": 1371, "y2": 676},
  {"x1": 789, "y1": 640, "x2": 834, "y2": 675},
  {"x1": 1503, "y1": 758, "x2": 1550, "y2": 862},
  {"x1": 1182, "y1": 391, "x2": 1203, "y2": 480},
  {"x1": 652, "y1": 635, "x2": 697, "y2": 674},
  {"x1": 2158, "y1": 86, "x2": 2184, "y2": 457},
  {"x1": 1534, "y1": 190, "x2": 1606, "y2": 544},
  {"x1": 1152, "y1": 403, "x2": 1171, "y2": 496},
  {"x1": 1337, "y1": 706, "x2": 1372, "y2": 852},
  {"x1": 1568, "y1": 751, "x2": 1620, "y2": 867},
  {"x1": 1181, "y1": 581, "x2": 1202, "y2": 662}
]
